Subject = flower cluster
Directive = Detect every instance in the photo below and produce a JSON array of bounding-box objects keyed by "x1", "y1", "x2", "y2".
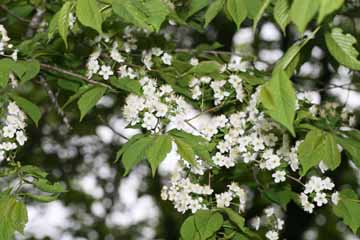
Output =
[
  {"x1": 0, "y1": 102, "x2": 27, "y2": 162},
  {"x1": 123, "y1": 77, "x2": 188, "y2": 133},
  {"x1": 160, "y1": 170, "x2": 213, "y2": 213},
  {"x1": 300, "y1": 176, "x2": 339, "y2": 213},
  {"x1": 250, "y1": 206, "x2": 285, "y2": 240},
  {"x1": 215, "y1": 182, "x2": 247, "y2": 212},
  {"x1": 0, "y1": 24, "x2": 18, "y2": 60}
]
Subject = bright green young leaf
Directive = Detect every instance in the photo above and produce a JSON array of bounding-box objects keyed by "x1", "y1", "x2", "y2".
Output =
[
  {"x1": 21, "y1": 165, "x2": 48, "y2": 178},
  {"x1": 180, "y1": 216, "x2": 201, "y2": 240},
  {"x1": 317, "y1": 0, "x2": 344, "y2": 23},
  {"x1": 33, "y1": 179, "x2": 67, "y2": 193},
  {"x1": 0, "y1": 195, "x2": 28, "y2": 240},
  {"x1": 109, "y1": 77, "x2": 142, "y2": 95},
  {"x1": 9, "y1": 94, "x2": 42, "y2": 126},
  {"x1": 188, "y1": 61, "x2": 221, "y2": 75},
  {"x1": 146, "y1": 134, "x2": 172, "y2": 176},
  {"x1": 76, "y1": 0, "x2": 103, "y2": 34},
  {"x1": 252, "y1": 0, "x2": 271, "y2": 31},
  {"x1": 194, "y1": 210, "x2": 223, "y2": 240},
  {"x1": 274, "y1": 0, "x2": 290, "y2": 33},
  {"x1": 143, "y1": 0, "x2": 171, "y2": 32},
  {"x1": 77, "y1": 86, "x2": 106, "y2": 121},
  {"x1": 325, "y1": 28, "x2": 360, "y2": 70},
  {"x1": 25, "y1": 193, "x2": 61, "y2": 202},
  {"x1": 174, "y1": 138, "x2": 197, "y2": 166},
  {"x1": 260, "y1": 70, "x2": 296, "y2": 136},
  {"x1": 290, "y1": 0, "x2": 320, "y2": 34},
  {"x1": 204, "y1": 0, "x2": 225, "y2": 27},
  {"x1": 187, "y1": 0, "x2": 210, "y2": 19},
  {"x1": 112, "y1": 0, "x2": 151, "y2": 31},
  {"x1": 226, "y1": 0, "x2": 247, "y2": 29},
  {"x1": 333, "y1": 189, "x2": 360, "y2": 233},
  {"x1": 243, "y1": 0, "x2": 262, "y2": 19},
  {"x1": 115, "y1": 134, "x2": 145, "y2": 162},
  {"x1": 58, "y1": 1, "x2": 73, "y2": 48},
  {"x1": 63, "y1": 84, "x2": 92, "y2": 109},
  {"x1": 298, "y1": 129, "x2": 340, "y2": 175},
  {"x1": 122, "y1": 136, "x2": 153, "y2": 175}
]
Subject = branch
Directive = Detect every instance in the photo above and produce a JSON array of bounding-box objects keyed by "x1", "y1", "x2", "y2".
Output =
[
  {"x1": 0, "y1": 5, "x2": 31, "y2": 23},
  {"x1": 40, "y1": 63, "x2": 118, "y2": 92},
  {"x1": 38, "y1": 75, "x2": 72, "y2": 130}
]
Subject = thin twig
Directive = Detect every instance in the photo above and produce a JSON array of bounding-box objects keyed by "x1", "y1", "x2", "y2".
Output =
[
  {"x1": 286, "y1": 174, "x2": 305, "y2": 187},
  {"x1": 38, "y1": 75, "x2": 72, "y2": 130},
  {"x1": 97, "y1": 115, "x2": 129, "y2": 140},
  {"x1": 40, "y1": 63, "x2": 118, "y2": 92}
]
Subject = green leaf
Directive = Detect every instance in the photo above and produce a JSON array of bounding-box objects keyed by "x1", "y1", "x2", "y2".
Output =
[
  {"x1": 122, "y1": 136, "x2": 153, "y2": 175},
  {"x1": 244, "y1": 0, "x2": 262, "y2": 19},
  {"x1": 194, "y1": 210, "x2": 223, "y2": 240},
  {"x1": 77, "y1": 86, "x2": 106, "y2": 121},
  {"x1": 143, "y1": 0, "x2": 171, "y2": 32},
  {"x1": 33, "y1": 179, "x2": 67, "y2": 193},
  {"x1": 290, "y1": 0, "x2": 320, "y2": 33},
  {"x1": 112, "y1": 0, "x2": 151, "y2": 30},
  {"x1": 298, "y1": 129, "x2": 340, "y2": 175},
  {"x1": 109, "y1": 77, "x2": 142, "y2": 95},
  {"x1": 25, "y1": 193, "x2": 61, "y2": 202},
  {"x1": 263, "y1": 187, "x2": 294, "y2": 208},
  {"x1": 187, "y1": 0, "x2": 210, "y2": 19},
  {"x1": 48, "y1": 11, "x2": 60, "y2": 40},
  {"x1": 274, "y1": 28, "x2": 319, "y2": 75},
  {"x1": 14, "y1": 60, "x2": 40, "y2": 82},
  {"x1": 146, "y1": 134, "x2": 172, "y2": 176},
  {"x1": 115, "y1": 134, "x2": 145, "y2": 162},
  {"x1": 260, "y1": 70, "x2": 296, "y2": 136},
  {"x1": 222, "y1": 208, "x2": 245, "y2": 230},
  {"x1": 0, "y1": 195, "x2": 28, "y2": 240},
  {"x1": 336, "y1": 134, "x2": 360, "y2": 168},
  {"x1": 21, "y1": 165, "x2": 48, "y2": 178},
  {"x1": 76, "y1": 0, "x2": 103, "y2": 34},
  {"x1": 9, "y1": 94, "x2": 42, "y2": 126},
  {"x1": 188, "y1": 61, "x2": 221, "y2": 75},
  {"x1": 317, "y1": 0, "x2": 344, "y2": 23},
  {"x1": 333, "y1": 189, "x2": 360, "y2": 233},
  {"x1": 0, "y1": 58, "x2": 14, "y2": 88},
  {"x1": 174, "y1": 138, "x2": 197, "y2": 166},
  {"x1": 169, "y1": 129, "x2": 212, "y2": 162},
  {"x1": 58, "y1": 1, "x2": 73, "y2": 48},
  {"x1": 204, "y1": 0, "x2": 225, "y2": 27},
  {"x1": 325, "y1": 28, "x2": 360, "y2": 70},
  {"x1": 252, "y1": 0, "x2": 271, "y2": 31},
  {"x1": 274, "y1": 0, "x2": 290, "y2": 33},
  {"x1": 180, "y1": 216, "x2": 201, "y2": 240},
  {"x1": 226, "y1": 0, "x2": 247, "y2": 29},
  {"x1": 63, "y1": 84, "x2": 91, "y2": 109}
]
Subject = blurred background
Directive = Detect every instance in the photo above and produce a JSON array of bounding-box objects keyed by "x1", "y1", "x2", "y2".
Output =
[{"x1": 2, "y1": 1, "x2": 360, "y2": 239}]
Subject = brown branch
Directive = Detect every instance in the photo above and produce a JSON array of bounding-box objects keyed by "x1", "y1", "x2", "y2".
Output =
[
  {"x1": 38, "y1": 75, "x2": 72, "y2": 130},
  {"x1": 40, "y1": 63, "x2": 118, "y2": 92}
]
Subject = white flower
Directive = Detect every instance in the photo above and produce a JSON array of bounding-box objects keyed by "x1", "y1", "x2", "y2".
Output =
[
  {"x1": 142, "y1": 112, "x2": 158, "y2": 130},
  {"x1": 189, "y1": 57, "x2": 199, "y2": 66},
  {"x1": 265, "y1": 207, "x2": 275, "y2": 217},
  {"x1": 3, "y1": 125, "x2": 16, "y2": 138},
  {"x1": 272, "y1": 170, "x2": 286, "y2": 183},
  {"x1": 331, "y1": 191, "x2": 340, "y2": 205},
  {"x1": 16, "y1": 131, "x2": 27, "y2": 146},
  {"x1": 110, "y1": 48, "x2": 125, "y2": 63},
  {"x1": 69, "y1": 12, "x2": 76, "y2": 30},
  {"x1": 7, "y1": 102, "x2": 20, "y2": 115},
  {"x1": 151, "y1": 47, "x2": 163, "y2": 56},
  {"x1": 314, "y1": 192, "x2": 328, "y2": 207},
  {"x1": 277, "y1": 218, "x2": 284, "y2": 230},
  {"x1": 265, "y1": 230, "x2": 279, "y2": 240},
  {"x1": 98, "y1": 65, "x2": 114, "y2": 80},
  {"x1": 161, "y1": 53, "x2": 172, "y2": 65},
  {"x1": 0, "y1": 150, "x2": 5, "y2": 162},
  {"x1": 228, "y1": 55, "x2": 248, "y2": 72},
  {"x1": 251, "y1": 217, "x2": 261, "y2": 230},
  {"x1": 319, "y1": 160, "x2": 328, "y2": 173},
  {"x1": 215, "y1": 192, "x2": 233, "y2": 208}
]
